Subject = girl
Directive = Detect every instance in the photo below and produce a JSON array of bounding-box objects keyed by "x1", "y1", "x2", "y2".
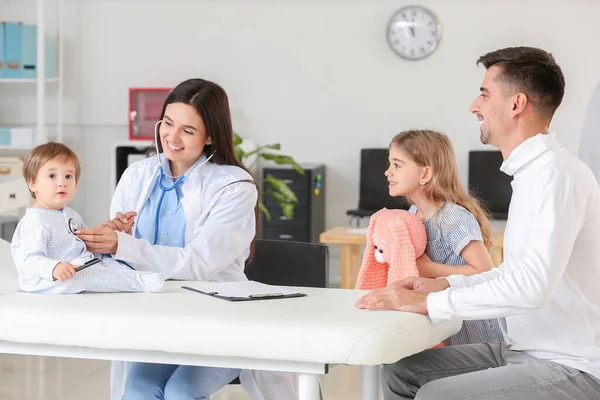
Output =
[{"x1": 385, "y1": 129, "x2": 504, "y2": 345}]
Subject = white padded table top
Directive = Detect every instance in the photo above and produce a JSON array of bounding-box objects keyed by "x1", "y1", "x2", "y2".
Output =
[{"x1": 0, "y1": 240, "x2": 461, "y2": 366}]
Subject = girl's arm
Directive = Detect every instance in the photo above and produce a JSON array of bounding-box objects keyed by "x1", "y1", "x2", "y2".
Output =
[{"x1": 417, "y1": 240, "x2": 495, "y2": 278}]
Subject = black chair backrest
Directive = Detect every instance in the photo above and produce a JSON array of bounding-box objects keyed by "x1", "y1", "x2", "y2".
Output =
[
  {"x1": 244, "y1": 239, "x2": 329, "y2": 288},
  {"x1": 228, "y1": 240, "x2": 329, "y2": 386},
  {"x1": 358, "y1": 148, "x2": 409, "y2": 211}
]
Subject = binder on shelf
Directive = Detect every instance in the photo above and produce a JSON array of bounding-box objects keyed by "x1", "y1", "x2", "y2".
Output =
[
  {"x1": 0, "y1": 127, "x2": 35, "y2": 148},
  {"x1": 20, "y1": 24, "x2": 36, "y2": 79},
  {"x1": 10, "y1": 127, "x2": 34, "y2": 148},
  {"x1": 4, "y1": 22, "x2": 22, "y2": 79},
  {"x1": 0, "y1": 128, "x2": 10, "y2": 146},
  {"x1": 16, "y1": 24, "x2": 55, "y2": 79},
  {"x1": 0, "y1": 22, "x2": 5, "y2": 78}
]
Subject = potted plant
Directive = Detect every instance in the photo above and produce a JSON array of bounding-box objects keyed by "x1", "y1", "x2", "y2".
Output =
[{"x1": 234, "y1": 133, "x2": 304, "y2": 221}]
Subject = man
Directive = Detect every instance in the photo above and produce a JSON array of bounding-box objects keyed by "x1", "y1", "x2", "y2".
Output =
[{"x1": 356, "y1": 47, "x2": 600, "y2": 399}]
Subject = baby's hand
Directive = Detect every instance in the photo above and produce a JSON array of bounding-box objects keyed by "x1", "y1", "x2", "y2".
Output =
[{"x1": 53, "y1": 262, "x2": 77, "y2": 282}]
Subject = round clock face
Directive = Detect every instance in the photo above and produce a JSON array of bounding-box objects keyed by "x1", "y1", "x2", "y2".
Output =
[{"x1": 386, "y1": 6, "x2": 442, "y2": 60}]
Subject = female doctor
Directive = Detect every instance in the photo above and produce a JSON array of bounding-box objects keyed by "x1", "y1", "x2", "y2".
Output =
[{"x1": 77, "y1": 78, "x2": 261, "y2": 400}]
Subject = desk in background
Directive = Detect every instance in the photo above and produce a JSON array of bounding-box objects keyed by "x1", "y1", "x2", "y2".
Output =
[{"x1": 321, "y1": 225, "x2": 505, "y2": 289}]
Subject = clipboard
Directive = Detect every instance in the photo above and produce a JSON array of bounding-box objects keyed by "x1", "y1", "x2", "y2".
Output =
[{"x1": 181, "y1": 281, "x2": 307, "y2": 302}]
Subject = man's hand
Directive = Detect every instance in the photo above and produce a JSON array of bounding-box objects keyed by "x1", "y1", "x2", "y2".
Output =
[
  {"x1": 104, "y1": 211, "x2": 137, "y2": 234},
  {"x1": 354, "y1": 276, "x2": 450, "y2": 314},
  {"x1": 53, "y1": 262, "x2": 77, "y2": 282},
  {"x1": 355, "y1": 286, "x2": 429, "y2": 314},
  {"x1": 76, "y1": 226, "x2": 118, "y2": 254}
]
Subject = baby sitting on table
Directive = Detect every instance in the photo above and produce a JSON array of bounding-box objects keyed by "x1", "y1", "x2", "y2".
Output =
[{"x1": 10, "y1": 142, "x2": 164, "y2": 294}]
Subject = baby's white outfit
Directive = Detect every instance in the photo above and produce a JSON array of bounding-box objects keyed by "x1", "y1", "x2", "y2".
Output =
[{"x1": 11, "y1": 207, "x2": 164, "y2": 294}]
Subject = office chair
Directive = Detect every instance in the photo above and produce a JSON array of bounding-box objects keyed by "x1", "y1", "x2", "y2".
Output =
[
  {"x1": 228, "y1": 239, "x2": 329, "y2": 393},
  {"x1": 346, "y1": 148, "x2": 410, "y2": 225},
  {"x1": 244, "y1": 239, "x2": 329, "y2": 288}
]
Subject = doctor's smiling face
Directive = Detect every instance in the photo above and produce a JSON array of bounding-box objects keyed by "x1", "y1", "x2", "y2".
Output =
[{"x1": 159, "y1": 102, "x2": 212, "y2": 177}]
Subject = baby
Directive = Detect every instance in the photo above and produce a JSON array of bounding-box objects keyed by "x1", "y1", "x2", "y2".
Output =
[{"x1": 11, "y1": 142, "x2": 164, "y2": 294}]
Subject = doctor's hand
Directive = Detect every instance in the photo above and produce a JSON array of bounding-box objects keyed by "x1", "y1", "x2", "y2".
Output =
[
  {"x1": 104, "y1": 211, "x2": 137, "y2": 234},
  {"x1": 354, "y1": 285, "x2": 429, "y2": 315},
  {"x1": 76, "y1": 226, "x2": 118, "y2": 254},
  {"x1": 53, "y1": 262, "x2": 77, "y2": 282}
]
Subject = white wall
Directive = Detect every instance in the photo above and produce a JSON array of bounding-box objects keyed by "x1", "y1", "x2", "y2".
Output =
[{"x1": 4, "y1": 0, "x2": 600, "y2": 230}]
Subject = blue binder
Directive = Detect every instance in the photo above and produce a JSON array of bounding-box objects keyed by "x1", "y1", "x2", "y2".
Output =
[
  {"x1": 21, "y1": 24, "x2": 37, "y2": 79},
  {"x1": 0, "y1": 23, "x2": 5, "y2": 78},
  {"x1": 4, "y1": 22, "x2": 22, "y2": 79},
  {"x1": 0, "y1": 127, "x2": 10, "y2": 146}
]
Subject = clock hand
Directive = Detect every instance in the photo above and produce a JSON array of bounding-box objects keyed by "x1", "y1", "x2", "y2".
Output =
[{"x1": 410, "y1": 26, "x2": 415, "y2": 37}]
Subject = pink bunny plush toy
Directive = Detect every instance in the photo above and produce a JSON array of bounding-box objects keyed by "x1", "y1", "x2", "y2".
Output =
[{"x1": 355, "y1": 208, "x2": 427, "y2": 290}]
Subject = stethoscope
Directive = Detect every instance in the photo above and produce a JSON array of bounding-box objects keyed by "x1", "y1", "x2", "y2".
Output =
[
  {"x1": 152, "y1": 120, "x2": 214, "y2": 245},
  {"x1": 68, "y1": 218, "x2": 78, "y2": 235}
]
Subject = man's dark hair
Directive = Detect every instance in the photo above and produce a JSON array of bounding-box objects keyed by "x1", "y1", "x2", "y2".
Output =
[{"x1": 477, "y1": 47, "x2": 565, "y2": 120}]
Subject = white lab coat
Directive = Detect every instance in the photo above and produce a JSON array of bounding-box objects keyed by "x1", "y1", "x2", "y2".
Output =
[{"x1": 109, "y1": 155, "x2": 299, "y2": 400}]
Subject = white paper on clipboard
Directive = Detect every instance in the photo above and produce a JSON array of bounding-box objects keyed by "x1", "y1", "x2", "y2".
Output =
[{"x1": 184, "y1": 281, "x2": 300, "y2": 298}]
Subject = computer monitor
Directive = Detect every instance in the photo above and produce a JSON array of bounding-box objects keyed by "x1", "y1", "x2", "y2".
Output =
[
  {"x1": 468, "y1": 150, "x2": 512, "y2": 220},
  {"x1": 113, "y1": 142, "x2": 152, "y2": 188},
  {"x1": 347, "y1": 148, "x2": 410, "y2": 219}
]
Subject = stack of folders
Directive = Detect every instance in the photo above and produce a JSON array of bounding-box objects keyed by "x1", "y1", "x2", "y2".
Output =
[
  {"x1": 0, "y1": 127, "x2": 34, "y2": 149},
  {"x1": 0, "y1": 22, "x2": 56, "y2": 79}
]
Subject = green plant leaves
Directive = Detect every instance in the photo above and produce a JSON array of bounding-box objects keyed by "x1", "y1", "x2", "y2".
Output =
[
  {"x1": 233, "y1": 133, "x2": 304, "y2": 220},
  {"x1": 259, "y1": 153, "x2": 304, "y2": 175}
]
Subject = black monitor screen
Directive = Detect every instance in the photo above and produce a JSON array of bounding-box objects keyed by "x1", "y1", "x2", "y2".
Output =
[
  {"x1": 359, "y1": 148, "x2": 410, "y2": 211},
  {"x1": 115, "y1": 146, "x2": 151, "y2": 186},
  {"x1": 468, "y1": 151, "x2": 512, "y2": 219}
]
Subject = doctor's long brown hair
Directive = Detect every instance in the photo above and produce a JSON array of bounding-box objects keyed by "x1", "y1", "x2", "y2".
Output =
[
  {"x1": 391, "y1": 130, "x2": 492, "y2": 249},
  {"x1": 154, "y1": 78, "x2": 259, "y2": 259}
]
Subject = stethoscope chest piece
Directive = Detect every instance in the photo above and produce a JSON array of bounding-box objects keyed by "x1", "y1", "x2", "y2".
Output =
[{"x1": 68, "y1": 218, "x2": 78, "y2": 235}]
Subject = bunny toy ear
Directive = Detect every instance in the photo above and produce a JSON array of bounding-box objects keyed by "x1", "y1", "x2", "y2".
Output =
[
  {"x1": 355, "y1": 209, "x2": 388, "y2": 290},
  {"x1": 387, "y1": 216, "x2": 419, "y2": 285},
  {"x1": 401, "y1": 210, "x2": 427, "y2": 258},
  {"x1": 366, "y1": 208, "x2": 385, "y2": 240}
]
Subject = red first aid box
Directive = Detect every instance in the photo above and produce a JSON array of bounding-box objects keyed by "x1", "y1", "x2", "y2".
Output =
[{"x1": 129, "y1": 88, "x2": 172, "y2": 140}]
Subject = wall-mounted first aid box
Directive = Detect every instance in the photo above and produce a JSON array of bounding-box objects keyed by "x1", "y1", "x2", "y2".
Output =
[{"x1": 129, "y1": 88, "x2": 172, "y2": 140}]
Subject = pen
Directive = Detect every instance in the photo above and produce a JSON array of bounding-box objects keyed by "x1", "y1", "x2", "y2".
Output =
[{"x1": 249, "y1": 293, "x2": 285, "y2": 299}]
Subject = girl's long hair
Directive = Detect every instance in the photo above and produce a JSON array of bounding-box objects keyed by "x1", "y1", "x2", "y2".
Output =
[{"x1": 391, "y1": 130, "x2": 492, "y2": 249}]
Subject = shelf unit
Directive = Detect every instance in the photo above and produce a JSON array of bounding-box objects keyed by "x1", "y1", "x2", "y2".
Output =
[
  {"x1": 0, "y1": 0, "x2": 64, "y2": 152},
  {"x1": 0, "y1": 77, "x2": 59, "y2": 83}
]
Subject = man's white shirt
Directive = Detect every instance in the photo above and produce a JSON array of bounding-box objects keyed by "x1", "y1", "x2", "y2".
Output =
[{"x1": 428, "y1": 133, "x2": 600, "y2": 379}]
